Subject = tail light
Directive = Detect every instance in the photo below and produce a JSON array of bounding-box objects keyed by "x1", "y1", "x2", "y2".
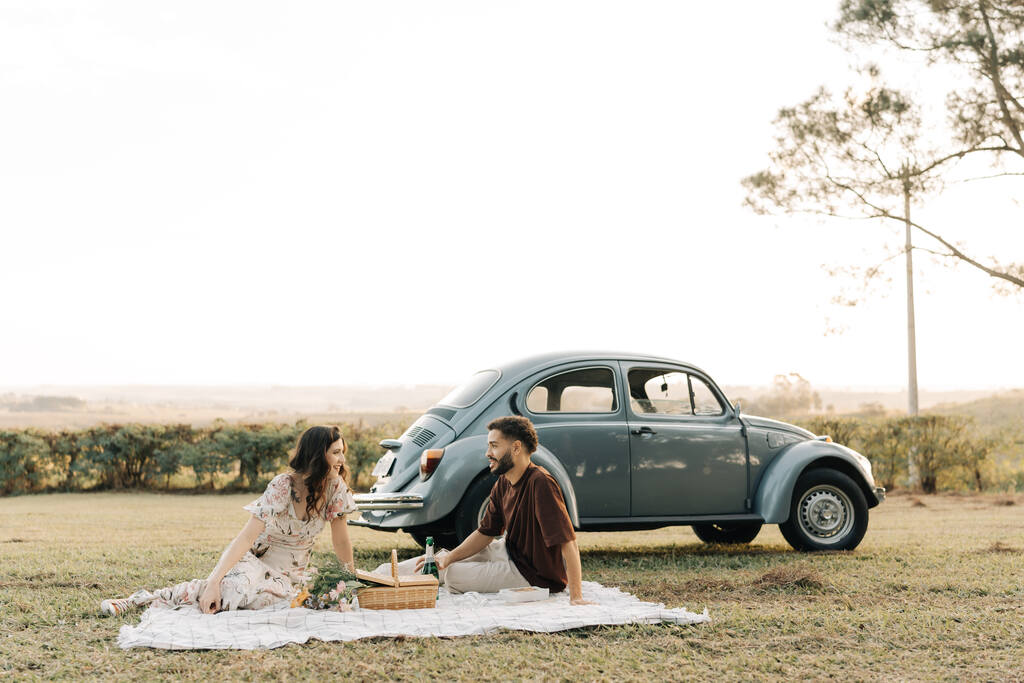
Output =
[{"x1": 420, "y1": 449, "x2": 444, "y2": 480}]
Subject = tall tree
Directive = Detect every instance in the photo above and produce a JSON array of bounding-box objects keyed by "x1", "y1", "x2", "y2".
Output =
[
  {"x1": 832, "y1": 0, "x2": 1024, "y2": 289},
  {"x1": 744, "y1": 76, "x2": 942, "y2": 414}
]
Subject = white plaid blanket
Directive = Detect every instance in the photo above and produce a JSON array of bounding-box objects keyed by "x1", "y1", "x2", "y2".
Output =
[{"x1": 117, "y1": 581, "x2": 709, "y2": 650}]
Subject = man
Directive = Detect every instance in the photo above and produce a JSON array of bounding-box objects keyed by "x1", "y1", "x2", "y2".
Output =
[{"x1": 399, "y1": 416, "x2": 595, "y2": 605}]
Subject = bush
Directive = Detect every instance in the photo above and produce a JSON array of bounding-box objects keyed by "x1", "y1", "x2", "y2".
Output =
[
  {"x1": 797, "y1": 416, "x2": 863, "y2": 448},
  {"x1": 206, "y1": 422, "x2": 304, "y2": 491},
  {"x1": 0, "y1": 430, "x2": 49, "y2": 494},
  {"x1": 788, "y1": 414, "x2": 1012, "y2": 493}
]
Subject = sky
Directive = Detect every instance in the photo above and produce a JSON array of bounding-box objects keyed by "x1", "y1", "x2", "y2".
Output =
[{"x1": 2, "y1": 1, "x2": 1021, "y2": 391}]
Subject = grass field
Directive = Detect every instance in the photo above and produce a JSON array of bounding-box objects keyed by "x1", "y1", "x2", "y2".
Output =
[{"x1": 1, "y1": 492, "x2": 1022, "y2": 681}]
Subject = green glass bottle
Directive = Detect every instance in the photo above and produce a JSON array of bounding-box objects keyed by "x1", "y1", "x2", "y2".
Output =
[{"x1": 421, "y1": 536, "x2": 439, "y2": 579}]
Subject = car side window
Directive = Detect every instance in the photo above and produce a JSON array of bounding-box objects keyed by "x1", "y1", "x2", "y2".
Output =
[
  {"x1": 526, "y1": 367, "x2": 617, "y2": 413},
  {"x1": 690, "y1": 375, "x2": 724, "y2": 416},
  {"x1": 627, "y1": 369, "x2": 724, "y2": 416},
  {"x1": 630, "y1": 371, "x2": 691, "y2": 415}
]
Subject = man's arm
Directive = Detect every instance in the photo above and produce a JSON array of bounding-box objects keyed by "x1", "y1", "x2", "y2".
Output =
[
  {"x1": 416, "y1": 530, "x2": 494, "y2": 571},
  {"x1": 560, "y1": 539, "x2": 596, "y2": 606},
  {"x1": 441, "y1": 530, "x2": 494, "y2": 568}
]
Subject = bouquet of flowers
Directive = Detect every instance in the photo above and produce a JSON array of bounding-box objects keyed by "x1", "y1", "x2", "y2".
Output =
[{"x1": 291, "y1": 559, "x2": 368, "y2": 611}]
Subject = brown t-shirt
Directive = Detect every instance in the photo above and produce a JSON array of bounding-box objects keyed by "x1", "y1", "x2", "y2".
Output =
[{"x1": 477, "y1": 464, "x2": 577, "y2": 592}]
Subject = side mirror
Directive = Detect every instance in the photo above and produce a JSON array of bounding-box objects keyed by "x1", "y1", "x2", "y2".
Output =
[{"x1": 733, "y1": 401, "x2": 741, "y2": 417}]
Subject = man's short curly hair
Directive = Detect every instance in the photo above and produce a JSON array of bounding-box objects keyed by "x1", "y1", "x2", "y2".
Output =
[{"x1": 486, "y1": 416, "x2": 539, "y2": 454}]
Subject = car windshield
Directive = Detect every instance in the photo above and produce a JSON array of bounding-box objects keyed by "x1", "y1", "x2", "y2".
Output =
[{"x1": 437, "y1": 369, "x2": 500, "y2": 408}]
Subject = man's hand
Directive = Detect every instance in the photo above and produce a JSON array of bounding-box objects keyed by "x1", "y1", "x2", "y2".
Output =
[
  {"x1": 560, "y1": 539, "x2": 593, "y2": 606},
  {"x1": 569, "y1": 595, "x2": 597, "y2": 606},
  {"x1": 414, "y1": 550, "x2": 450, "y2": 573}
]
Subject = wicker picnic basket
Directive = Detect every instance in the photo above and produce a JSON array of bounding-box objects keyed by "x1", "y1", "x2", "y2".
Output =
[{"x1": 356, "y1": 549, "x2": 438, "y2": 611}]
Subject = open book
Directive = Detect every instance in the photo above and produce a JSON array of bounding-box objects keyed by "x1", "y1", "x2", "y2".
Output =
[{"x1": 355, "y1": 569, "x2": 438, "y2": 587}]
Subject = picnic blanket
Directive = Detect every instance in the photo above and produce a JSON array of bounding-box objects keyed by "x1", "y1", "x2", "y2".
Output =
[{"x1": 117, "y1": 581, "x2": 709, "y2": 650}]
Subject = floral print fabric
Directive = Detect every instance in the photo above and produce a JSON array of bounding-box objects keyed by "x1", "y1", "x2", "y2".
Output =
[{"x1": 132, "y1": 473, "x2": 357, "y2": 611}]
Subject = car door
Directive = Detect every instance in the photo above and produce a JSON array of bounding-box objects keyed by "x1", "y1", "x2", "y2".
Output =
[
  {"x1": 517, "y1": 363, "x2": 631, "y2": 518},
  {"x1": 622, "y1": 362, "x2": 747, "y2": 516}
]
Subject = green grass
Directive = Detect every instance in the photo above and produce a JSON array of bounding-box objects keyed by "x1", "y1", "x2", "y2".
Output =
[{"x1": 1, "y1": 491, "x2": 1023, "y2": 681}]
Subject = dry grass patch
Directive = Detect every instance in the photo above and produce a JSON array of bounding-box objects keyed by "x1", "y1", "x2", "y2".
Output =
[
  {"x1": 752, "y1": 563, "x2": 829, "y2": 592},
  {"x1": 984, "y1": 541, "x2": 1021, "y2": 554}
]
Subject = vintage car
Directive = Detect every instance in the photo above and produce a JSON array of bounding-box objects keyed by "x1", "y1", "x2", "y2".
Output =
[{"x1": 350, "y1": 351, "x2": 885, "y2": 551}]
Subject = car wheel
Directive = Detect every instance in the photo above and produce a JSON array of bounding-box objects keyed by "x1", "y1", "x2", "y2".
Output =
[
  {"x1": 691, "y1": 521, "x2": 762, "y2": 545},
  {"x1": 454, "y1": 472, "x2": 498, "y2": 544},
  {"x1": 779, "y1": 468, "x2": 869, "y2": 551}
]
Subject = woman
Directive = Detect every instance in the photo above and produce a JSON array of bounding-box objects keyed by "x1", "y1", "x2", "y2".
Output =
[{"x1": 100, "y1": 425, "x2": 357, "y2": 615}]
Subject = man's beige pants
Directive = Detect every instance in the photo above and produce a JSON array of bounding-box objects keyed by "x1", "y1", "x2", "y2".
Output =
[{"x1": 376, "y1": 538, "x2": 531, "y2": 594}]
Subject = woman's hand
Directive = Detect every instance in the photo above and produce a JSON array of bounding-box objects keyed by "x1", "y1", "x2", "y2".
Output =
[{"x1": 198, "y1": 581, "x2": 222, "y2": 614}]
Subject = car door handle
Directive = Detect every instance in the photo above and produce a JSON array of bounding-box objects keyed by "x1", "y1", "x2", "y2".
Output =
[{"x1": 630, "y1": 426, "x2": 656, "y2": 436}]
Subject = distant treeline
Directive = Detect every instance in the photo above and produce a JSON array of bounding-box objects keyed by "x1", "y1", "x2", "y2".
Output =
[
  {"x1": 1, "y1": 395, "x2": 88, "y2": 413},
  {"x1": 0, "y1": 415, "x2": 1020, "y2": 497},
  {"x1": 0, "y1": 420, "x2": 413, "y2": 496}
]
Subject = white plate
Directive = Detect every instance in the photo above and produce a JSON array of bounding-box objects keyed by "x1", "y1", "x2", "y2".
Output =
[{"x1": 498, "y1": 587, "x2": 549, "y2": 603}]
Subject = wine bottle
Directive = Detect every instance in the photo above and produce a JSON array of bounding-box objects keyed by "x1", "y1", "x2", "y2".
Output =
[{"x1": 421, "y1": 536, "x2": 439, "y2": 579}]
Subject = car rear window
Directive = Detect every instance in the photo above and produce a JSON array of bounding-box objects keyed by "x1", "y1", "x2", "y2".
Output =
[
  {"x1": 526, "y1": 367, "x2": 618, "y2": 413},
  {"x1": 437, "y1": 369, "x2": 500, "y2": 408}
]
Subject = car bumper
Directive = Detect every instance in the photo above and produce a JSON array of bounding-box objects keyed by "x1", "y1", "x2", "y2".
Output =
[
  {"x1": 352, "y1": 492, "x2": 425, "y2": 511},
  {"x1": 873, "y1": 486, "x2": 886, "y2": 503}
]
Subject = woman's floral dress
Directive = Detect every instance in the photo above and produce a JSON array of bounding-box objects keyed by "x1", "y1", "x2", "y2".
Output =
[{"x1": 130, "y1": 473, "x2": 357, "y2": 611}]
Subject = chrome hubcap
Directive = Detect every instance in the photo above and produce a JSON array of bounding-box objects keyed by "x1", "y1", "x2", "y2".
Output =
[{"x1": 798, "y1": 485, "x2": 853, "y2": 544}]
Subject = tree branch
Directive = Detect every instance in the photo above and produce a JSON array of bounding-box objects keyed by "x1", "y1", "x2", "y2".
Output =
[
  {"x1": 822, "y1": 172, "x2": 1024, "y2": 288},
  {"x1": 916, "y1": 144, "x2": 1017, "y2": 175},
  {"x1": 978, "y1": 0, "x2": 1024, "y2": 153},
  {"x1": 899, "y1": 214, "x2": 1024, "y2": 288},
  {"x1": 958, "y1": 171, "x2": 1024, "y2": 182}
]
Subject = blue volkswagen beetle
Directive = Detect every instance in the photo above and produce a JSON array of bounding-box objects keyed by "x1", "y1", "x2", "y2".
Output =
[{"x1": 350, "y1": 352, "x2": 885, "y2": 551}]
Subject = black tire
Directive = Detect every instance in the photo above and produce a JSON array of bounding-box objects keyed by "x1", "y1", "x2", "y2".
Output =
[
  {"x1": 779, "y1": 468, "x2": 869, "y2": 551},
  {"x1": 454, "y1": 472, "x2": 498, "y2": 544},
  {"x1": 691, "y1": 521, "x2": 763, "y2": 545},
  {"x1": 407, "y1": 529, "x2": 458, "y2": 551}
]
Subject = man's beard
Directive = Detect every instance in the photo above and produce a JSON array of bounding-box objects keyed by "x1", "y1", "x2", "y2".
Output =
[{"x1": 492, "y1": 450, "x2": 514, "y2": 476}]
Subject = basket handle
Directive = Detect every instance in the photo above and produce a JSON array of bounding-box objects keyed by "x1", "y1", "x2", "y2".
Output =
[{"x1": 390, "y1": 549, "x2": 400, "y2": 587}]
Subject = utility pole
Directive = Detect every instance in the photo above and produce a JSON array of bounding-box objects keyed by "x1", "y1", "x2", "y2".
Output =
[
  {"x1": 905, "y1": 180, "x2": 919, "y2": 416},
  {"x1": 904, "y1": 167, "x2": 920, "y2": 489}
]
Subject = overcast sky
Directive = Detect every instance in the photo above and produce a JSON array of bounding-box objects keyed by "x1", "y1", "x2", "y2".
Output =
[{"x1": 2, "y1": 1, "x2": 1021, "y2": 391}]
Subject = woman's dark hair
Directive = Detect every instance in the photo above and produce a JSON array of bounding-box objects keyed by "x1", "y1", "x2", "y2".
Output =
[
  {"x1": 486, "y1": 416, "x2": 539, "y2": 453},
  {"x1": 289, "y1": 425, "x2": 348, "y2": 519}
]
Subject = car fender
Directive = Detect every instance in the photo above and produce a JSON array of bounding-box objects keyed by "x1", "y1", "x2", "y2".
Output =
[
  {"x1": 754, "y1": 440, "x2": 876, "y2": 524},
  {"x1": 368, "y1": 437, "x2": 582, "y2": 530},
  {"x1": 370, "y1": 433, "x2": 491, "y2": 529},
  {"x1": 530, "y1": 445, "x2": 581, "y2": 529}
]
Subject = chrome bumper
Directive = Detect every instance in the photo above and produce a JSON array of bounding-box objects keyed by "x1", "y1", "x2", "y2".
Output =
[
  {"x1": 874, "y1": 486, "x2": 886, "y2": 502},
  {"x1": 352, "y1": 492, "x2": 424, "y2": 511}
]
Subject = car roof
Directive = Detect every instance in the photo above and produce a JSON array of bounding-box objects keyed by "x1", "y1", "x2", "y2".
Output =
[{"x1": 492, "y1": 350, "x2": 706, "y2": 382}]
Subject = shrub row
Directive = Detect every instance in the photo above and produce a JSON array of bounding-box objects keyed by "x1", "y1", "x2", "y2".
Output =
[
  {"x1": 1, "y1": 414, "x2": 1018, "y2": 496},
  {"x1": 0, "y1": 419, "x2": 413, "y2": 496},
  {"x1": 796, "y1": 415, "x2": 1020, "y2": 493}
]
